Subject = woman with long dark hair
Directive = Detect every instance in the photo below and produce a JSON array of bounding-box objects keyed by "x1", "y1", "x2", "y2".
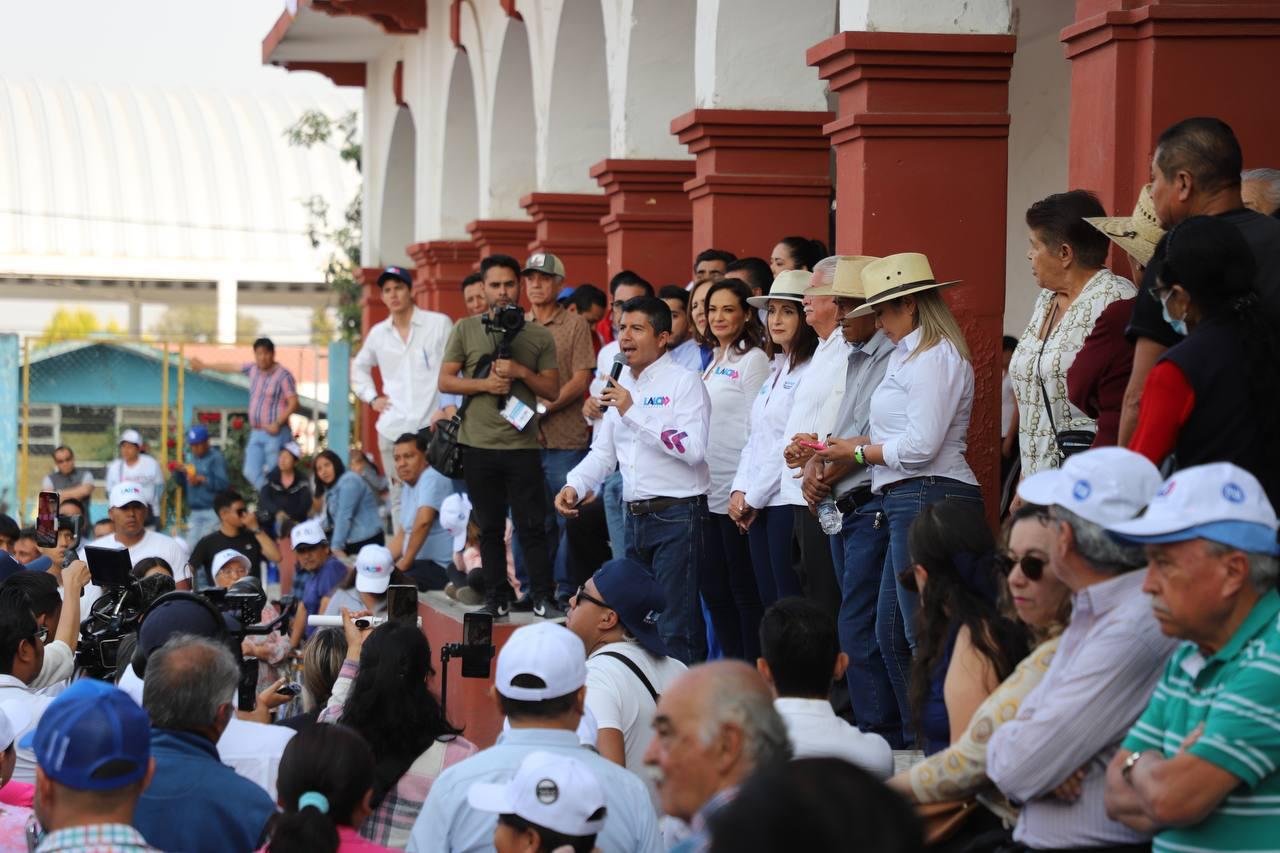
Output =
[
  {"x1": 902, "y1": 501, "x2": 1027, "y2": 755},
  {"x1": 320, "y1": 615, "x2": 478, "y2": 848},
  {"x1": 266, "y1": 723, "x2": 394, "y2": 853},
  {"x1": 1129, "y1": 215, "x2": 1280, "y2": 502},
  {"x1": 313, "y1": 449, "x2": 384, "y2": 557}
]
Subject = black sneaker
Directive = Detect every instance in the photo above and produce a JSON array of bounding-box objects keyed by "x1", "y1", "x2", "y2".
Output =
[
  {"x1": 510, "y1": 594, "x2": 535, "y2": 612},
  {"x1": 532, "y1": 597, "x2": 565, "y2": 619},
  {"x1": 476, "y1": 597, "x2": 511, "y2": 619}
]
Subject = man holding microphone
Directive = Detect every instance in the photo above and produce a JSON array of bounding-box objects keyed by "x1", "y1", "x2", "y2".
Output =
[{"x1": 555, "y1": 296, "x2": 710, "y2": 664}]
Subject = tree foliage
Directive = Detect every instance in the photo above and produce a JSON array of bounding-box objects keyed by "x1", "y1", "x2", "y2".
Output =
[{"x1": 39, "y1": 308, "x2": 122, "y2": 346}]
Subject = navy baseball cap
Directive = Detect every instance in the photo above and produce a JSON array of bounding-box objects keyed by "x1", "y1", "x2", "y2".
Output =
[
  {"x1": 20, "y1": 679, "x2": 150, "y2": 791},
  {"x1": 138, "y1": 595, "x2": 230, "y2": 661},
  {"x1": 378, "y1": 266, "x2": 413, "y2": 288},
  {"x1": 186, "y1": 424, "x2": 209, "y2": 445},
  {"x1": 592, "y1": 559, "x2": 668, "y2": 657}
]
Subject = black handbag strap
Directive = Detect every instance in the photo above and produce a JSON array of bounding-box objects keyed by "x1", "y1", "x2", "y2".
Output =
[
  {"x1": 598, "y1": 651, "x2": 659, "y2": 703},
  {"x1": 1035, "y1": 301, "x2": 1062, "y2": 439}
]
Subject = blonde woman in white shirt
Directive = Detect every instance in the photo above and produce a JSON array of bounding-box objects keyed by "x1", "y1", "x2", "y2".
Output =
[
  {"x1": 699, "y1": 279, "x2": 771, "y2": 659},
  {"x1": 730, "y1": 271, "x2": 820, "y2": 606},
  {"x1": 837, "y1": 253, "x2": 982, "y2": 736}
]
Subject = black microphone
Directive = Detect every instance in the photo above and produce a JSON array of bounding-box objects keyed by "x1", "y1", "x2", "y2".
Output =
[{"x1": 609, "y1": 353, "x2": 626, "y2": 384}]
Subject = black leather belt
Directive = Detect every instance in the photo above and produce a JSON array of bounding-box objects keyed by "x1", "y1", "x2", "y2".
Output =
[
  {"x1": 834, "y1": 485, "x2": 874, "y2": 515},
  {"x1": 627, "y1": 495, "x2": 702, "y2": 516}
]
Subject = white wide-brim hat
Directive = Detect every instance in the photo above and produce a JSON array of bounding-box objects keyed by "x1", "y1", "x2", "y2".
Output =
[{"x1": 747, "y1": 269, "x2": 810, "y2": 308}]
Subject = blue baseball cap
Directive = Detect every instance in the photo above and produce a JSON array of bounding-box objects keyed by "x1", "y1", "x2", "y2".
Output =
[
  {"x1": 20, "y1": 679, "x2": 150, "y2": 791},
  {"x1": 556, "y1": 286, "x2": 576, "y2": 303},
  {"x1": 186, "y1": 424, "x2": 209, "y2": 445},
  {"x1": 592, "y1": 559, "x2": 668, "y2": 656},
  {"x1": 378, "y1": 266, "x2": 413, "y2": 288}
]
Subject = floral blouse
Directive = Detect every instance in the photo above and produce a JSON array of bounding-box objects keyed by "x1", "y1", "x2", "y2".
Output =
[{"x1": 1009, "y1": 270, "x2": 1135, "y2": 475}]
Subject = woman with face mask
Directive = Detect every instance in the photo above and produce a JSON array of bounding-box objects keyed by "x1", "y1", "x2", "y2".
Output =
[{"x1": 1128, "y1": 215, "x2": 1280, "y2": 503}]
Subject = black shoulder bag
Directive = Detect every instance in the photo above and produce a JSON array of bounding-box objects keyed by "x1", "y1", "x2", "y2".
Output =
[
  {"x1": 425, "y1": 354, "x2": 493, "y2": 479},
  {"x1": 1036, "y1": 302, "x2": 1095, "y2": 463},
  {"x1": 598, "y1": 650, "x2": 660, "y2": 703}
]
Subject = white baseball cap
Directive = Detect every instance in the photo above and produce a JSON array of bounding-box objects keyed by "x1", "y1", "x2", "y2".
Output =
[
  {"x1": 495, "y1": 623, "x2": 587, "y2": 702},
  {"x1": 440, "y1": 493, "x2": 472, "y2": 553},
  {"x1": 1108, "y1": 463, "x2": 1280, "y2": 556},
  {"x1": 467, "y1": 751, "x2": 607, "y2": 838},
  {"x1": 211, "y1": 549, "x2": 252, "y2": 577},
  {"x1": 290, "y1": 519, "x2": 327, "y2": 550},
  {"x1": 282, "y1": 441, "x2": 303, "y2": 459},
  {"x1": 0, "y1": 700, "x2": 32, "y2": 752},
  {"x1": 1016, "y1": 447, "x2": 1162, "y2": 527},
  {"x1": 355, "y1": 544, "x2": 395, "y2": 594},
  {"x1": 118, "y1": 429, "x2": 143, "y2": 447},
  {"x1": 109, "y1": 482, "x2": 150, "y2": 509}
]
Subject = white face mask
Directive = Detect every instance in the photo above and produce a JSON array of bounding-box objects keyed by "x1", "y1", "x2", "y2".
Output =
[{"x1": 1160, "y1": 289, "x2": 1188, "y2": 337}]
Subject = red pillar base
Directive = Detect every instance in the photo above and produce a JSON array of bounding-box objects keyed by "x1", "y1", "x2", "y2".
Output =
[
  {"x1": 520, "y1": 193, "x2": 611, "y2": 287},
  {"x1": 590, "y1": 159, "x2": 696, "y2": 286},
  {"x1": 669, "y1": 109, "x2": 833, "y2": 263},
  {"x1": 808, "y1": 31, "x2": 1016, "y2": 515},
  {"x1": 465, "y1": 219, "x2": 537, "y2": 266},
  {"x1": 407, "y1": 240, "x2": 480, "y2": 320},
  {"x1": 357, "y1": 267, "x2": 388, "y2": 456}
]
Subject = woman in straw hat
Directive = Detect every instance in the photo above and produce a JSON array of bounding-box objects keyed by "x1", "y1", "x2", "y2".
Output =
[
  {"x1": 729, "y1": 270, "x2": 819, "y2": 605},
  {"x1": 834, "y1": 252, "x2": 982, "y2": 732},
  {"x1": 1008, "y1": 190, "x2": 1136, "y2": 477}
]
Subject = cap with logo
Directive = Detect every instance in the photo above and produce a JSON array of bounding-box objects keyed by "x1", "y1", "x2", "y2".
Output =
[
  {"x1": 1107, "y1": 463, "x2": 1280, "y2": 556},
  {"x1": 19, "y1": 678, "x2": 151, "y2": 791},
  {"x1": 211, "y1": 548, "x2": 252, "y2": 578},
  {"x1": 355, "y1": 544, "x2": 396, "y2": 594},
  {"x1": 495, "y1": 622, "x2": 587, "y2": 701},
  {"x1": 109, "y1": 482, "x2": 150, "y2": 510},
  {"x1": 439, "y1": 493, "x2": 472, "y2": 554},
  {"x1": 377, "y1": 266, "x2": 414, "y2": 288},
  {"x1": 186, "y1": 425, "x2": 210, "y2": 445},
  {"x1": 1016, "y1": 447, "x2": 1163, "y2": 527},
  {"x1": 523, "y1": 253, "x2": 566, "y2": 279},
  {"x1": 467, "y1": 750, "x2": 607, "y2": 838},
  {"x1": 591, "y1": 559, "x2": 668, "y2": 657},
  {"x1": 290, "y1": 519, "x2": 328, "y2": 550},
  {"x1": 119, "y1": 429, "x2": 144, "y2": 447}
]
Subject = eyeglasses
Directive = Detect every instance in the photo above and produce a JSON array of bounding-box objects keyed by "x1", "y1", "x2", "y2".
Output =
[
  {"x1": 573, "y1": 584, "x2": 611, "y2": 611},
  {"x1": 32, "y1": 627, "x2": 48, "y2": 645},
  {"x1": 994, "y1": 552, "x2": 1046, "y2": 582}
]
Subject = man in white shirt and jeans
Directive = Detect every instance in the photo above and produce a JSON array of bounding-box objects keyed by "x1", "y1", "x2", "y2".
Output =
[
  {"x1": 557, "y1": 296, "x2": 711, "y2": 663},
  {"x1": 566, "y1": 558, "x2": 687, "y2": 801},
  {"x1": 352, "y1": 265, "x2": 454, "y2": 531}
]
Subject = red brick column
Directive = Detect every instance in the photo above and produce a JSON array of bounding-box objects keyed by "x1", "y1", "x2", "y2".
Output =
[
  {"x1": 809, "y1": 31, "x2": 1016, "y2": 515},
  {"x1": 357, "y1": 267, "x2": 387, "y2": 456},
  {"x1": 669, "y1": 109, "x2": 833, "y2": 263},
  {"x1": 589, "y1": 159, "x2": 696, "y2": 286},
  {"x1": 465, "y1": 219, "x2": 537, "y2": 266},
  {"x1": 407, "y1": 240, "x2": 479, "y2": 320},
  {"x1": 520, "y1": 193, "x2": 611, "y2": 287}
]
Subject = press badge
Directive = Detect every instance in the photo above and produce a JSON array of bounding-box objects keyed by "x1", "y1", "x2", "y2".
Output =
[{"x1": 500, "y1": 396, "x2": 535, "y2": 431}]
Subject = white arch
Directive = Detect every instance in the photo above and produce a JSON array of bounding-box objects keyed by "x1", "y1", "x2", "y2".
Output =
[
  {"x1": 539, "y1": 0, "x2": 609, "y2": 190},
  {"x1": 603, "y1": 0, "x2": 695, "y2": 158},
  {"x1": 378, "y1": 105, "x2": 415, "y2": 266},
  {"x1": 440, "y1": 51, "x2": 480, "y2": 235},
  {"x1": 486, "y1": 18, "x2": 537, "y2": 218}
]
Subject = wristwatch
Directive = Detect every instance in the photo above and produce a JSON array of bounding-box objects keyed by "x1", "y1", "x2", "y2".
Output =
[{"x1": 1121, "y1": 750, "x2": 1148, "y2": 784}]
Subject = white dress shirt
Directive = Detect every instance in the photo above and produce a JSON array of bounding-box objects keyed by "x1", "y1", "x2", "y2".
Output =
[
  {"x1": 732, "y1": 354, "x2": 812, "y2": 510},
  {"x1": 775, "y1": 697, "x2": 894, "y2": 779},
  {"x1": 353, "y1": 307, "x2": 454, "y2": 441},
  {"x1": 868, "y1": 328, "x2": 977, "y2": 493},
  {"x1": 566, "y1": 353, "x2": 711, "y2": 502},
  {"x1": 0, "y1": 674, "x2": 53, "y2": 784},
  {"x1": 668, "y1": 338, "x2": 704, "y2": 372},
  {"x1": 986, "y1": 571, "x2": 1177, "y2": 850},
  {"x1": 779, "y1": 331, "x2": 851, "y2": 505},
  {"x1": 702, "y1": 347, "x2": 770, "y2": 514}
]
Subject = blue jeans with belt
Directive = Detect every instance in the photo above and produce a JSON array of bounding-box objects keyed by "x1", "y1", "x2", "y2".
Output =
[
  {"x1": 878, "y1": 476, "x2": 984, "y2": 742},
  {"x1": 625, "y1": 498, "x2": 707, "y2": 664}
]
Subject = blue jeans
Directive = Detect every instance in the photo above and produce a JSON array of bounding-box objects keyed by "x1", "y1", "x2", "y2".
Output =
[
  {"x1": 243, "y1": 429, "x2": 288, "y2": 490},
  {"x1": 831, "y1": 495, "x2": 902, "y2": 747},
  {"x1": 185, "y1": 508, "x2": 219, "y2": 552},
  {"x1": 746, "y1": 505, "x2": 802, "y2": 605},
  {"x1": 878, "y1": 476, "x2": 984, "y2": 740},
  {"x1": 626, "y1": 499, "x2": 707, "y2": 664},
  {"x1": 542, "y1": 448, "x2": 588, "y2": 598},
  {"x1": 603, "y1": 471, "x2": 627, "y2": 560},
  {"x1": 699, "y1": 512, "x2": 762, "y2": 660}
]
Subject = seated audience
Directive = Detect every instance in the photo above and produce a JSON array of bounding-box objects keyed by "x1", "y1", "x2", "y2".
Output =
[
  {"x1": 130, "y1": 556, "x2": 174, "y2": 580},
  {"x1": 314, "y1": 449, "x2": 384, "y2": 557},
  {"x1": 388, "y1": 432, "x2": 456, "y2": 592},
  {"x1": 1104, "y1": 463, "x2": 1280, "y2": 853},
  {"x1": 643, "y1": 661, "x2": 791, "y2": 853},
  {"x1": 323, "y1": 545, "x2": 408, "y2": 617},
  {"x1": 756, "y1": 598, "x2": 892, "y2": 778},
  {"x1": 277, "y1": 628, "x2": 346, "y2": 733},
  {"x1": 23, "y1": 679, "x2": 156, "y2": 852},
  {"x1": 211, "y1": 549, "x2": 292, "y2": 689},
  {"x1": 79, "y1": 482, "x2": 192, "y2": 596},
  {"x1": 987, "y1": 447, "x2": 1178, "y2": 851},
  {"x1": 409, "y1": 623, "x2": 661, "y2": 853},
  {"x1": 0, "y1": 560, "x2": 90, "y2": 691},
  {"x1": 467, "y1": 751, "x2": 608, "y2": 853},
  {"x1": 187, "y1": 489, "x2": 281, "y2": 588},
  {"x1": 289, "y1": 520, "x2": 348, "y2": 644},
  {"x1": 260, "y1": 441, "x2": 313, "y2": 529},
  {"x1": 903, "y1": 501, "x2": 1026, "y2": 755},
  {"x1": 320, "y1": 617, "x2": 477, "y2": 848},
  {"x1": 265, "y1": 723, "x2": 396, "y2": 853},
  {"x1": 134, "y1": 634, "x2": 277, "y2": 853}
]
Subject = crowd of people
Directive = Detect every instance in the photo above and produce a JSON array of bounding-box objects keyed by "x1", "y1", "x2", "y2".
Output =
[{"x1": 0, "y1": 115, "x2": 1277, "y2": 851}]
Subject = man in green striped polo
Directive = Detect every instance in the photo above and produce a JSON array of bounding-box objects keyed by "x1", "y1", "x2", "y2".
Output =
[{"x1": 1103, "y1": 462, "x2": 1280, "y2": 852}]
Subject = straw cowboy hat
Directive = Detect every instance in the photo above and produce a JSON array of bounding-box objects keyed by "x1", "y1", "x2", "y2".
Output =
[
  {"x1": 831, "y1": 255, "x2": 881, "y2": 300},
  {"x1": 1084, "y1": 183, "x2": 1165, "y2": 268},
  {"x1": 846, "y1": 252, "x2": 960, "y2": 318},
  {"x1": 747, "y1": 269, "x2": 811, "y2": 307}
]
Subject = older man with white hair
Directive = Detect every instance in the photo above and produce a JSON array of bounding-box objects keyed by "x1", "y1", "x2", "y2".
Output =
[
  {"x1": 986, "y1": 447, "x2": 1179, "y2": 852},
  {"x1": 1103, "y1": 463, "x2": 1280, "y2": 853}
]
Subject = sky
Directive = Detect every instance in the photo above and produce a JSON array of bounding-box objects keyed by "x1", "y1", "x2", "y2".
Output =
[{"x1": 0, "y1": 0, "x2": 355, "y2": 343}]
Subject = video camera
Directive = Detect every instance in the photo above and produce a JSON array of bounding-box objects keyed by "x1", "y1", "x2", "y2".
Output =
[{"x1": 480, "y1": 303, "x2": 526, "y2": 339}]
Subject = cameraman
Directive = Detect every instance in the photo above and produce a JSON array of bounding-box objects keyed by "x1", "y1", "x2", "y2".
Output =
[
  {"x1": 187, "y1": 489, "x2": 280, "y2": 588},
  {"x1": 438, "y1": 253, "x2": 561, "y2": 619}
]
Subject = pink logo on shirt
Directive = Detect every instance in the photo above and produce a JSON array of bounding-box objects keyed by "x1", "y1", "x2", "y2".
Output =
[{"x1": 660, "y1": 430, "x2": 688, "y2": 453}]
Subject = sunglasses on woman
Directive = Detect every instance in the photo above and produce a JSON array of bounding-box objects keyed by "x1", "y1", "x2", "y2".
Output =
[{"x1": 994, "y1": 552, "x2": 1046, "y2": 582}]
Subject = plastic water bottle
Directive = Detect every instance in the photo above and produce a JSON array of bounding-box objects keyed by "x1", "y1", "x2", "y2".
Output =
[{"x1": 816, "y1": 497, "x2": 843, "y2": 535}]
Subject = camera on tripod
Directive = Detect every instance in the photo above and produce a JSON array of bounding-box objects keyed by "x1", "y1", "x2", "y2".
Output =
[{"x1": 480, "y1": 303, "x2": 526, "y2": 338}]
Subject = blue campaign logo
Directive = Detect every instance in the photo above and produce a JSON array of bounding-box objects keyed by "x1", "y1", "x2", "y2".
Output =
[
  {"x1": 1072, "y1": 480, "x2": 1092, "y2": 502},
  {"x1": 642, "y1": 395, "x2": 671, "y2": 407},
  {"x1": 1222, "y1": 483, "x2": 1246, "y2": 504}
]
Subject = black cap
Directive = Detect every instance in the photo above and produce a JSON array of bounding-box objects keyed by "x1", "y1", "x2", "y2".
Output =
[{"x1": 377, "y1": 266, "x2": 413, "y2": 288}]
